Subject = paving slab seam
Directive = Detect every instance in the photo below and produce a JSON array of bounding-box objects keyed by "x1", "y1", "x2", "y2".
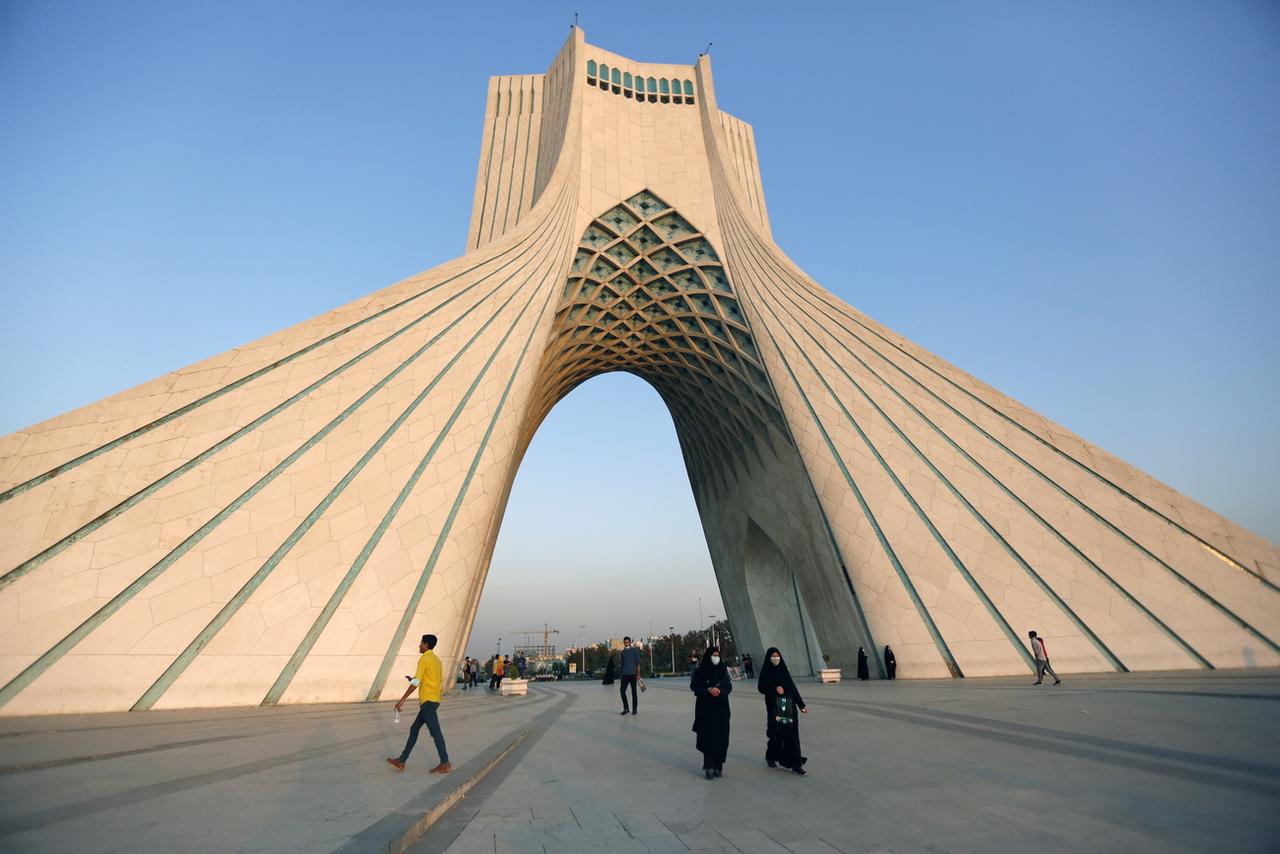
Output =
[
  {"x1": 0, "y1": 695, "x2": 540, "y2": 777},
  {"x1": 807, "y1": 695, "x2": 1280, "y2": 779},
  {"x1": 341, "y1": 687, "x2": 576, "y2": 854},
  {"x1": 0, "y1": 733, "x2": 250, "y2": 776},
  {"x1": 804, "y1": 695, "x2": 1280, "y2": 797},
  {"x1": 0, "y1": 691, "x2": 526, "y2": 740},
  {"x1": 0, "y1": 694, "x2": 548, "y2": 838}
]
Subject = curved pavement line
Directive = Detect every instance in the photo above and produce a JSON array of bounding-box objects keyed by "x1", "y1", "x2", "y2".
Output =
[
  {"x1": 340, "y1": 685, "x2": 577, "y2": 854},
  {"x1": 0, "y1": 692, "x2": 550, "y2": 839}
]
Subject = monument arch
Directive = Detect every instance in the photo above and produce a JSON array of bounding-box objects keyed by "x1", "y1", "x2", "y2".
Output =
[{"x1": 1, "y1": 29, "x2": 1276, "y2": 715}]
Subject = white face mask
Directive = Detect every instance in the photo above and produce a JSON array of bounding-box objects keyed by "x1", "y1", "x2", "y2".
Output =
[
  {"x1": 770, "y1": 656, "x2": 781, "y2": 665},
  {"x1": 710, "y1": 655, "x2": 721, "y2": 665}
]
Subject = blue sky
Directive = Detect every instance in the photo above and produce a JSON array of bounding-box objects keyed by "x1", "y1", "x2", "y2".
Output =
[{"x1": 2, "y1": 2, "x2": 1277, "y2": 659}]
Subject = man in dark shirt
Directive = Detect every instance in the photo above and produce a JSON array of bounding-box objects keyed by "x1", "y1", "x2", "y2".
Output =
[{"x1": 618, "y1": 636, "x2": 643, "y2": 715}]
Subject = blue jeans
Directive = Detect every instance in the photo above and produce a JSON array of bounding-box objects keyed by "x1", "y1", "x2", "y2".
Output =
[{"x1": 398, "y1": 701, "x2": 448, "y2": 765}]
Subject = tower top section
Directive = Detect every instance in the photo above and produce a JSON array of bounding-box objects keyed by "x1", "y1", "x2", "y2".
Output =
[{"x1": 465, "y1": 27, "x2": 772, "y2": 253}]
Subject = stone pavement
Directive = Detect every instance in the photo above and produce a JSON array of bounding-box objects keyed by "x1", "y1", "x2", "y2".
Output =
[
  {"x1": 414, "y1": 672, "x2": 1280, "y2": 854},
  {"x1": 1, "y1": 672, "x2": 1278, "y2": 852},
  {"x1": 0, "y1": 684, "x2": 551, "y2": 852}
]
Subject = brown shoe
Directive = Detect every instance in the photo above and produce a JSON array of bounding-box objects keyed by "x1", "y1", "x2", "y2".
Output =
[
  {"x1": 386, "y1": 758, "x2": 405, "y2": 772},
  {"x1": 429, "y1": 762, "x2": 452, "y2": 774}
]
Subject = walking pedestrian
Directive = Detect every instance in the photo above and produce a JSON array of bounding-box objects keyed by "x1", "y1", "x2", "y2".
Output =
[
  {"x1": 742, "y1": 653, "x2": 754, "y2": 679},
  {"x1": 460, "y1": 658, "x2": 471, "y2": 690},
  {"x1": 857, "y1": 646, "x2": 870, "y2": 681},
  {"x1": 470, "y1": 658, "x2": 480, "y2": 688},
  {"x1": 757, "y1": 646, "x2": 808, "y2": 775},
  {"x1": 386, "y1": 634, "x2": 451, "y2": 774},
  {"x1": 884, "y1": 645, "x2": 896, "y2": 680},
  {"x1": 690, "y1": 646, "x2": 732, "y2": 780},
  {"x1": 489, "y1": 654, "x2": 504, "y2": 691},
  {"x1": 1028, "y1": 631, "x2": 1061, "y2": 685},
  {"x1": 618, "y1": 636, "x2": 644, "y2": 715}
]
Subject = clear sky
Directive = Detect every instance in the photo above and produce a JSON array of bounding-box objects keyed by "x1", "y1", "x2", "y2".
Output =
[{"x1": 2, "y1": 2, "x2": 1277, "y2": 660}]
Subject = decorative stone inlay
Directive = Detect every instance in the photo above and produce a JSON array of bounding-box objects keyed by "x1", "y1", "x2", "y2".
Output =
[{"x1": 530, "y1": 191, "x2": 785, "y2": 490}]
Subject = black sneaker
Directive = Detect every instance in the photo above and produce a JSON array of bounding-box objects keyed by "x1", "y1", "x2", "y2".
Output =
[
  {"x1": 705, "y1": 769, "x2": 714, "y2": 780},
  {"x1": 631, "y1": 710, "x2": 637, "y2": 715},
  {"x1": 620, "y1": 710, "x2": 629, "y2": 715},
  {"x1": 713, "y1": 769, "x2": 722, "y2": 778},
  {"x1": 1053, "y1": 679, "x2": 1061, "y2": 685},
  {"x1": 793, "y1": 768, "x2": 807, "y2": 776}
]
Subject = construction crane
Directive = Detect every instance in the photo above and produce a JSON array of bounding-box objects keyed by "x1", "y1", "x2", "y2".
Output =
[{"x1": 510, "y1": 624, "x2": 561, "y2": 660}]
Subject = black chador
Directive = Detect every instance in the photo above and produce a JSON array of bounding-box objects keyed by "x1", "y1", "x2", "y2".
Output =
[
  {"x1": 757, "y1": 646, "x2": 808, "y2": 774},
  {"x1": 690, "y1": 647, "x2": 732, "y2": 779},
  {"x1": 857, "y1": 647, "x2": 870, "y2": 681},
  {"x1": 884, "y1": 645, "x2": 896, "y2": 680}
]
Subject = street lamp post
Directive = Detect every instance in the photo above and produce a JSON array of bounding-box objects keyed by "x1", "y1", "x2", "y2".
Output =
[
  {"x1": 578, "y1": 625, "x2": 586, "y2": 676},
  {"x1": 669, "y1": 626, "x2": 676, "y2": 675},
  {"x1": 648, "y1": 620, "x2": 654, "y2": 676},
  {"x1": 708, "y1": 615, "x2": 717, "y2": 649}
]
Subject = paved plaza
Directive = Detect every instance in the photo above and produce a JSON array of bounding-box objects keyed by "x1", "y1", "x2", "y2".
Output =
[{"x1": 1, "y1": 671, "x2": 1278, "y2": 852}]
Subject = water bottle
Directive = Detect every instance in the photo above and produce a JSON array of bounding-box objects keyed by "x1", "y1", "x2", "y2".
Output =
[{"x1": 394, "y1": 708, "x2": 401, "y2": 724}]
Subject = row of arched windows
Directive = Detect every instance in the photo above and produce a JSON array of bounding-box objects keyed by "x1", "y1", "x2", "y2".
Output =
[{"x1": 586, "y1": 60, "x2": 695, "y2": 105}]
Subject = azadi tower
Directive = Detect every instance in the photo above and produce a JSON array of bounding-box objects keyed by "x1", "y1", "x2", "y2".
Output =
[{"x1": 2, "y1": 30, "x2": 1277, "y2": 715}]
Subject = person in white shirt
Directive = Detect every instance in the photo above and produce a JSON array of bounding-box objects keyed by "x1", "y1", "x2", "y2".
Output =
[{"x1": 1028, "y1": 630, "x2": 1061, "y2": 685}]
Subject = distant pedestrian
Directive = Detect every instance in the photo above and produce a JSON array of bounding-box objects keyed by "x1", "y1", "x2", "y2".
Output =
[
  {"x1": 602, "y1": 653, "x2": 616, "y2": 685},
  {"x1": 742, "y1": 653, "x2": 754, "y2": 679},
  {"x1": 690, "y1": 646, "x2": 733, "y2": 779},
  {"x1": 471, "y1": 658, "x2": 480, "y2": 688},
  {"x1": 387, "y1": 633, "x2": 451, "y2": 774},
  {"x1": 618, "y1": 636, "x2": 644, "y2": 715},
  {"x1": 460, "y1": 658, "x2": 471, "y2": 690},
  {"x1": 489, "y1": 655, "x2": 504, "y2": 691},
  {"x1": 884, "y1": 646, "x2": 896, "y2": 680},
  {"x1": 857, "y1": 647, "x2": 870, "y2": 681},
  {"x1": 1028, "y1": 631, "x2": 1061, "y2": 686}
]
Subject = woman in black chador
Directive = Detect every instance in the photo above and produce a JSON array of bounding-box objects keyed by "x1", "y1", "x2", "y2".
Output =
[
  {"x1": 757, "y1": 646, "x2": 808, "y2": 775},
  {"x1": 690, "y1": 646, "x2": 732, "y2": 779},
  {"x1": 884, "y1": 645, "x2": 896, "y2": 680},
  {"x1": 857, "y1": 646, "x2": 870, "y2": 681}
]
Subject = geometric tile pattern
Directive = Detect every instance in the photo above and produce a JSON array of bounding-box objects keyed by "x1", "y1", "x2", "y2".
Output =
[
  {"x1": 528, "y1": 189, "x2": 786, "y2": 493},
  {"x1": 1, "y1": 27, "x2": 1277, "y2": 715}
]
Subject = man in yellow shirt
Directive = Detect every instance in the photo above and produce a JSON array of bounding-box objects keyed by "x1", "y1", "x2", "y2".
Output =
[{"x1": 387, "y1": 634, "x2": 451, "y2": 774}]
